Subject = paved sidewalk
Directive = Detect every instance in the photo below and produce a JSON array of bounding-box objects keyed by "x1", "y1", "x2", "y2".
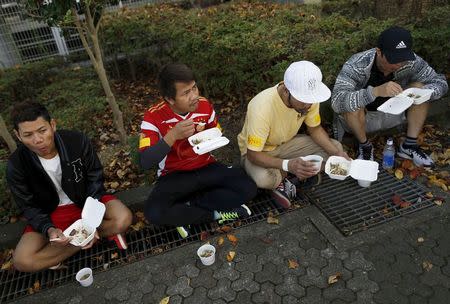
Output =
[{"x1": 9, "y1": 199, "x2": 450, "y2": 304}]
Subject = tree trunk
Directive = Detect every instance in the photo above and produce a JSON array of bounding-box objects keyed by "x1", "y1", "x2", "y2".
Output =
[
  {"x1": 74, "y1": 7, "x2": 128, "y2": 145},
  {"x1": 0, "y1": 114, "x2": 17, "y2": 153},
  {"x1": 91, "y1": 34, "x2": 128, "y2": 145}
]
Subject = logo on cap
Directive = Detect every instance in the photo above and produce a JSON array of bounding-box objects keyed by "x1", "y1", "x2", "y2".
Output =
[
  {"x1": 396, "y1": 41, "x2": 407, "y2": 49},
  {"x1": 307, "y1": 79, "x2": 317, "y2": 91}
]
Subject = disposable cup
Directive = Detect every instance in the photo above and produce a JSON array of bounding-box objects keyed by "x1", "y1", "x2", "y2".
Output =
[
  {"x1": 76, "y1": 267, "x2": 93, "y2": 287},
  {"x1": 358, "y1": 180, "x2": 372, "y2": 188},
  {"x1": 301, "y1": 155, "x2": 323, "y2": 172},
  {"x1": 197, "y1": 244, "x2": 216, "y2": 266}
]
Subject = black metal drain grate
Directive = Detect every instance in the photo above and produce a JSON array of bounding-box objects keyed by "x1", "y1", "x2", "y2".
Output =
[
  {"x1": 0, "y1": 192, "x2": 308, "y2": 303},
  {"x1": 306, "y1": 170, "x2": 437, "y2": 236}
]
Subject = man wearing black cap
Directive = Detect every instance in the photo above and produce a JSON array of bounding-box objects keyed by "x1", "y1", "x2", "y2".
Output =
[{"x1": 331, "y1": 26, "x2": 448, "y2": 167}]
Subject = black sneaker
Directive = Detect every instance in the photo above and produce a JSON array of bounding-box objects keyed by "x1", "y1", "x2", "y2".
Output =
[
  {"x1": 299, "y1": 173, "x2": 322, "y2": 190},
  {"x1": 218, "y1": 204, "x2": 252, "y2": 224},
  {"x1": 357, "y1": 143, "x2": 374, "y2": 161},
  {"x1": 271, "y1": 178, "x2": 296, "y2": 209},
  {"x1": 398, "y1": 144, "x2": 434, "y2": 167}
]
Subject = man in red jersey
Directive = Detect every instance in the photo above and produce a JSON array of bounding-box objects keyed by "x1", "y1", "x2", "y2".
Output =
[{"x1": 139, "y1": 63, "x2": 257, "y2": 237}]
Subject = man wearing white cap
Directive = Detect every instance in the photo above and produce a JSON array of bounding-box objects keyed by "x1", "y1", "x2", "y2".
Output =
[{"x1": 237, "y1": 61, "x2": 349, "y2": 208}]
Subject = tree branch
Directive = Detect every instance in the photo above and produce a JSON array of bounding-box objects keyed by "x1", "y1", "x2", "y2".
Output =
[
  {"x1": 72, "y1": 8, "x2": 98, "y2": 68},
  {"x1": 95, "y1": 9, "x2": 104, "y2": 34}
]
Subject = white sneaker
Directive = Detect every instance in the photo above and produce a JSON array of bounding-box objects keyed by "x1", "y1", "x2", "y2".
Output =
[{"x1": 397, "y1": 144, "x2": 434, "y2": 167}]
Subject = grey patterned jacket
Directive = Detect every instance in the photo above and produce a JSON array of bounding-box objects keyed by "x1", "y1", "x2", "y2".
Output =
[{"x1": 331, "y1": 48, "x2": 448, "y2": 114}]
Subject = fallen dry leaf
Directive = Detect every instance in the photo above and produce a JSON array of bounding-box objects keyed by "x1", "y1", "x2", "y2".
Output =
[
  {"x1": 91, "y1": 255, "x2": 103, "y2": 262},
  {"x1": 434, "y1": 199, "x2": 443, "y2": 206},
  {"x1": 409, "y1": 169, "x2": 420, "y2": 180},
  {"x1": 328, "y1": 273, "x2": 342, "y2": 285},
  {"x1": 33, "y1": 280, "x2": 41, "y2": 292},
  {"x1": 110, "y1": 181, "x2": 120, "y2": 189},
  {"x1": 227, "y1": 234, "x2": 238, "y2": 246},
  {"x1": 400, "y1": 201, "x2": 411, "y2": 208},
  {"x1": 1, "y1": 260, "x2": 13, "y2": 271},
  {"x1": 200, "y1": 231, "x2": 209, "y2": 241},
  {"x1": 130, "y1": 221, "x2": 146, "y2": 231},
  {"x1": 417, "y1": 237, "x2": 425, "y2": 243},
  {"x1": 425, "y1": 192, "x2": 434, "y2": 199},
  {"x1": 258, "y1": 237, "x2": 273, "y2": 244},
  {"x1": 134, "y1": 211, "x2": 145, "y2": 221},
  {"x1": 216, "y1": 225, "x2": 232, "y2": 233},
  {"x1": 422, "y1": 261, "x2": 433, "y2": 271},
  {"x1": 217, "y1": 237, "x2": 224, "y2": 246},
  {"x1": 226, "y1": 251, "x2": 236, "y2": 262},
  {"x1": 159, "y1": 296, "x2": 170, "y2": 304},
  {"x1": 401, "y1": 159, "x2": 414, "y2": 170},
  {"x1": 288, "y1": 259, "x2": 299, "y2": 269},
  {"x1": 267, "y1": 212, "x2": 279, "y2": 225},
  {"x1": 392, "y1": 194, "x2": 402, "y2": 206},
  {"x1": 395, "y1": 169, "x2": 404, "y2": 180}
]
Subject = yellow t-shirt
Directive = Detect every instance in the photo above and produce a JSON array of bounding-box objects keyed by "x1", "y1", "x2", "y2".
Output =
[{"x1": 237, "y1": 84, "x2": 321, "y2": 155}]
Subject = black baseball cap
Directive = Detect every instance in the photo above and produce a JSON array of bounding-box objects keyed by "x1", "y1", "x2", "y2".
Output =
[{"x1": 377, "y1": 26, "x2": 415, "y2": 64}]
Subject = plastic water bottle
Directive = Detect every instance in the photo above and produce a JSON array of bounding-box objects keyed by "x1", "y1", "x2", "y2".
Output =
[{"x1": 382, "y1": 138, "x2": 395, "y2": 170}]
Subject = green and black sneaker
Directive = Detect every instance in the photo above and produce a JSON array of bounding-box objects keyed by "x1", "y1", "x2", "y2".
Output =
[{"x1": 218, "y1": 204, "x2": 251, "y2": 224}]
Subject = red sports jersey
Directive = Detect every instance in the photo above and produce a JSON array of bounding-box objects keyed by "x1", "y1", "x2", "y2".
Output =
[{"x1": 139, "y1": 97, "x2": 219, "y2": 176}]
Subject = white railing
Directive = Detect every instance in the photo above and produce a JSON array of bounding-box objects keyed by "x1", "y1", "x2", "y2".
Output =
[{"x1": 0, "y1": 0, "x2": 160, "y2": 68}]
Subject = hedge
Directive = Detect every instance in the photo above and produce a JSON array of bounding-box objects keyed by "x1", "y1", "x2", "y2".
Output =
[{"x1": 100, "y1": 1, "x2": 449, "y2": 102}]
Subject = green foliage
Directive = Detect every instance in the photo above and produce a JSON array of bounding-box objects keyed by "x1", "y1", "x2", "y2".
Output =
[
  {"x1": 100, "y1": 1, "x2": 450, "y2": 103},
  {"x1": 0, "y1": 57, "x2": 65, "y2": 111},
  {"x1": 20, "y1": 0, "x2": 118, "y2": 27},
  {"x1": 0, "y1": 161, "x2": 18, "y2": 217},
  {"x1": 0, "y1": 62, "x2": 111, "y2": 138},
  {"x1": 410, "y1": 6, "x2": 450, "y2": 74}
]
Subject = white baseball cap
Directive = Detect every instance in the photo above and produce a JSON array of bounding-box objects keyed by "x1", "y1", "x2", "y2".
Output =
[{"x1": 283, "y1": 61, "x2": 331, "y2": 104}]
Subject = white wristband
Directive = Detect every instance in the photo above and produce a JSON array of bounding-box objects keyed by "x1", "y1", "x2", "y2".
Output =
[{"x1": 282, "y1": 159, "x2": 289, "y2": 172}]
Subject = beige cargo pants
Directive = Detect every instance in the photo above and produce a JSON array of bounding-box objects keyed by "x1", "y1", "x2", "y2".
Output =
[{"x1": 242, "y1": 134, "x2": 343, "y2": 190}]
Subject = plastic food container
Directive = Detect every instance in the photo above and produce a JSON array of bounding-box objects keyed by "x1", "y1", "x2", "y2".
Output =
[
  {"x1": 300, "y1": 155, "x2": 323, "y2": 172},
  {"x1": 197, "y1": 244, "x2": 216, "y2": 266},
  {"x1": 63, "y1": 197, "x2": 106, "y2": 247},
  {"x1": 76, "y1": 267, "x2": 93, "y2": 287},
  {"x1": 377, "y1": 88, "x2": 434, "y2": 114},
  {"x1": 325, "y1": 156, "x2": 379, "y2": 187},
  {"x1": 188, "y1": 127, "x2": 229, "y2": 155}
]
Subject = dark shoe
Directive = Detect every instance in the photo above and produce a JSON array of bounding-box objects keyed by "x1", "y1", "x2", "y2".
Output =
[
  {"x1": 398, "y1": 144, "x2": 434, "y2": 167},
  {"x1": 271, "y1": 178, "x2": 296, "y2": 209},
  {"x1": 218, "y1": 204, "x2": 252, "y2": 224},
  {"x1": 357, "y1": 143, "x2": 374, "y2": 161},
  {"x1": 298, "y1": 173, "x2": 322, "y2": 190}
]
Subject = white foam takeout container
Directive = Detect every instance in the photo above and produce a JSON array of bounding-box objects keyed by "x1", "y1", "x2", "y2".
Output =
[
  {"x1": 63, "y1": 197, "x2": 106, "y2": 247},
  {"x1": 324, "y1": 156, "x2": 379, "y2": 183},
  {"x1": 377, "y1": 88, "x2": 434, "y2": 115},
  {"x1": 188, "y1": 127, "x2": 229, "y2": 155}
]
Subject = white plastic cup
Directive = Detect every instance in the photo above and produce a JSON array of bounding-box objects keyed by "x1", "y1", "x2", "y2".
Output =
[
  {"x1": 76, "y1": 267, "x2": 93, "y2": 287},
  {"x1": 358, "y1": 180, "x2": 371, "y2": 188},
  {"x1": 301, "y1": 155, "x2": 324, "y2": 172},
  {"x1": 197, "y1": 244, "x2": 216, "y2": 266}
]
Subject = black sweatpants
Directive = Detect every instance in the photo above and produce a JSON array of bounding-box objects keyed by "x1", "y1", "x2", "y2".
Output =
[{"x1": 144, "y1": 162, "x2": 257, "y2": 226}]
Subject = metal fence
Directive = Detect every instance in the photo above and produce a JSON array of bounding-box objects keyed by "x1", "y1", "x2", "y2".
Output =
[{"x1": 0, "y1": 0, "x2": 160, "y2": 68}]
